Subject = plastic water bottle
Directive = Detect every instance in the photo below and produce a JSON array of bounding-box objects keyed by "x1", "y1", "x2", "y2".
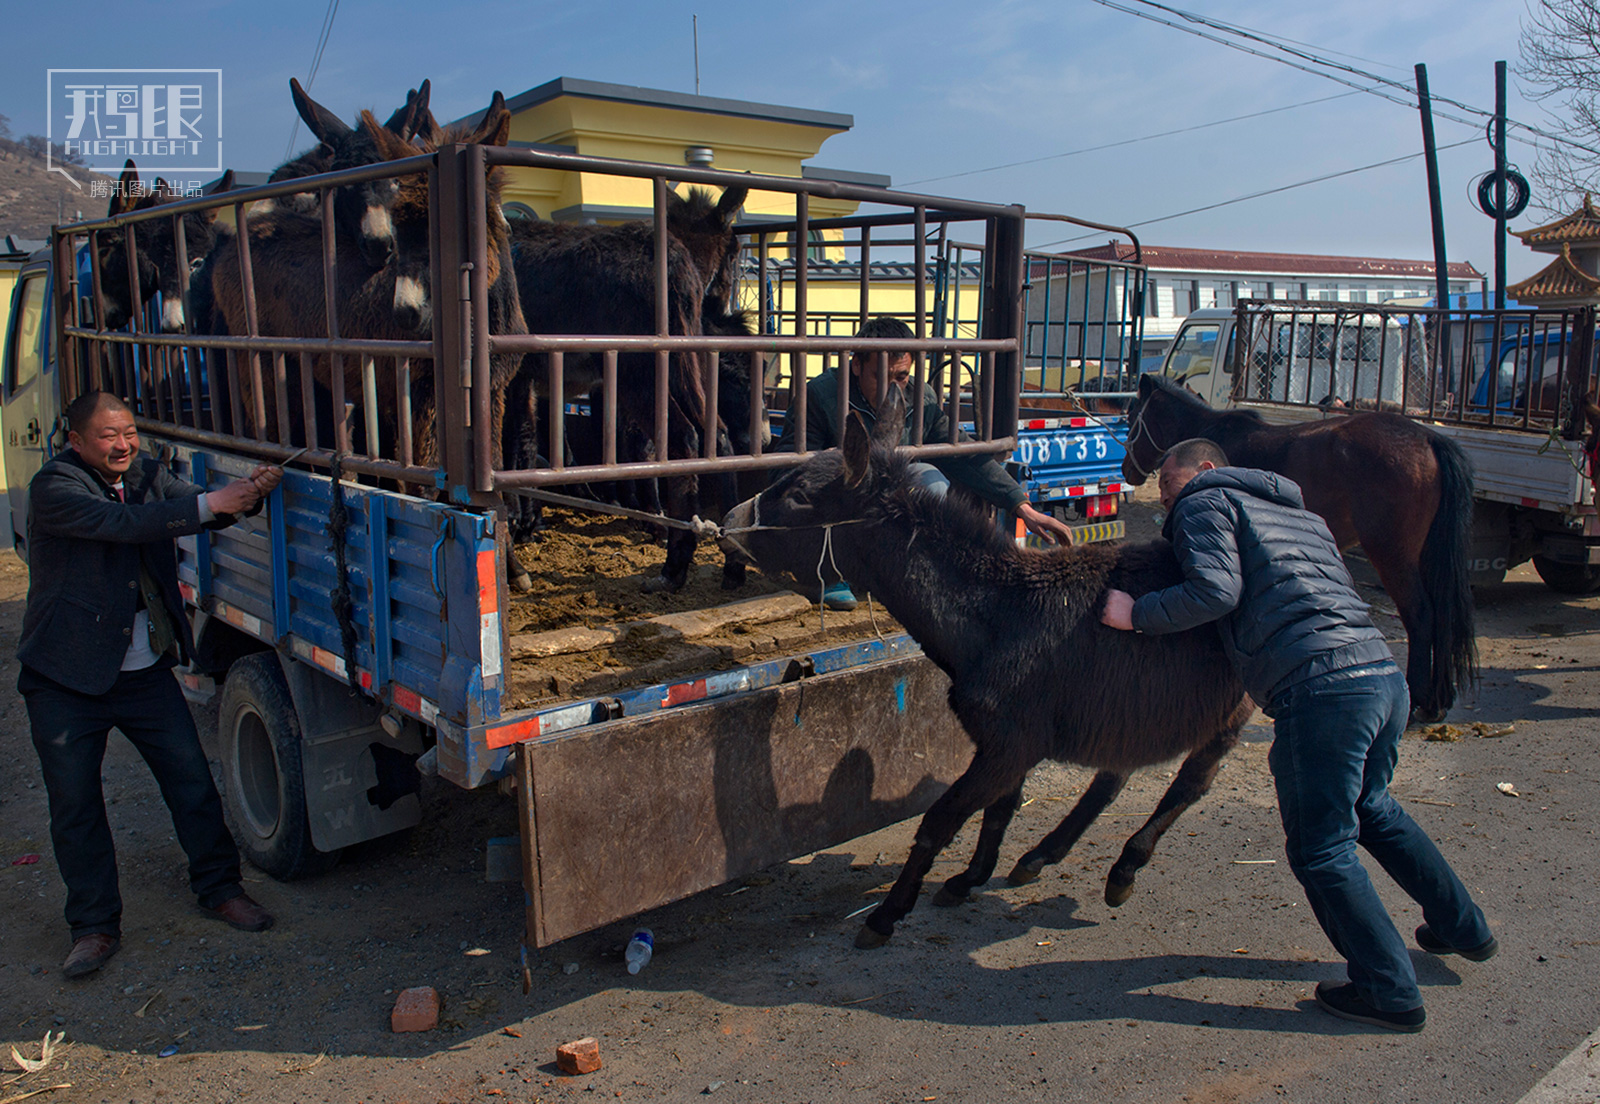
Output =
[{"x1": 624, "y1": 929, "x2": 654, "y2": 975}]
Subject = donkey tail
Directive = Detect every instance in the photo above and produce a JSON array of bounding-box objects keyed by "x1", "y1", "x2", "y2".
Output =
[{"x1": 1420, "y1": 430, "x2": 1479, "y2": 713}]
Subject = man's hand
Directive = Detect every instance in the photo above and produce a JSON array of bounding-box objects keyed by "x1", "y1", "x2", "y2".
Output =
[
  {"x1": 1016, "y1": 502, "x2": 1076, "y2": 546},
  {"x1": 207, "y1": 478, "x2": 263, "y2": 516},
  {"x1": 248, "y1": 464, "x2": 284, "y2": 495},
  {"x1": 1101, "y1": 588, "x2": 1136, "y2": 631}
]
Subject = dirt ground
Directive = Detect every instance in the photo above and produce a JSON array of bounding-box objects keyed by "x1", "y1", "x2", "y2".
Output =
[{"x1": 4, "y1": 487, "x2": 1600, "y2": 1104}]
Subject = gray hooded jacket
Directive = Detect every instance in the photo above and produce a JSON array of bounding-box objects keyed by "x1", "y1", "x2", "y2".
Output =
[{"x1": 1130, "y1": 467, "x2": 1392, "y2": 711}]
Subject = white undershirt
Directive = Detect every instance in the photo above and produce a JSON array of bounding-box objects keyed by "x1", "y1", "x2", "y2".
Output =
[{"x1": 115, "y1": 481, "x2": 215, "y2": 671}]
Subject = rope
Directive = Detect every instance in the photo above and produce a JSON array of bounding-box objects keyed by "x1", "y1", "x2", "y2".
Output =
[
  {"x1": 326, "y1": 452, "x2": 369, "y2": 700},
  {"x1": 505, "y1": 484, "x2": 867, "y2": 541}
]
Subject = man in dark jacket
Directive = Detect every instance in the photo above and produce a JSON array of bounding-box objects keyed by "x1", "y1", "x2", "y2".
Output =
[
  {"x1": 773, "y1": 317, "x2": 1074, "y2": 607},
  {"x1": 1101, "y1": 438, "x2": 1495, "y2": 1033},
  {"x1": 21, "y1": 390, "x2": 283, "y2": 978}
]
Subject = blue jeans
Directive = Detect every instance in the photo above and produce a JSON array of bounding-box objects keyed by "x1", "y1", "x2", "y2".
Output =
[
  {"x1": 1268, "y1": 664, "x2": 1491, "y2": 1011},
  {"x1": 905, "y1": 462, "x2": 950, "y2": 498}
]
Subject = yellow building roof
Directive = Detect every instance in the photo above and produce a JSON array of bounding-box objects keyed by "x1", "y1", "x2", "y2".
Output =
[
  {"x1": 1512, "y1": 193, "x2": 1600, "y2": 251},
  {"x1": 457, "y1": 78, "x2": 883, "y2": 224},
  {"x1": 1505, "y1": 243, "x2": 1600, "y2": 303}
]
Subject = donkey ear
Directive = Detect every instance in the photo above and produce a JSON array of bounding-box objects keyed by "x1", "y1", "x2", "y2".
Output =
[
  {"x1": 290, "y1": 77, "x2": 353, "y2": 142},
  {"x1": 465, "y1": 92, "x2": 511, "y2": 147},
  {"x1": 207, "y1": 169, "x2": 234, "y2": 196},
  {"x1": 843, "y1": 411, "x2": 873, "y2": 488},
  {"x1": 1139, "y1": 371, "x2": 1156, "y2": 397},
  {"x1": 110, "y1": 159, "x2": 138, "y2": 216},
  {"x1": 873, "y1": 383, "x2": 907, "y2": 447},
  {"x1": 409, "y1": 79, "x2": 439, "y2": 143},
  {"x1": 716, "y1": 185, "x2": 748, "y2": 224},
  {"x1": 360, "y1": 110, "x2": 413, "y2": 161}
]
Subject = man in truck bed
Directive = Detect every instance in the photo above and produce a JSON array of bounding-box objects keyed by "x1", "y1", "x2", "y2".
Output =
[
  {"x1": 773, "y1": 316, "x2": 1075, "y2": 607},
  {"x1": 19, "y1": 391, "x2": 283, "y2": 979}
]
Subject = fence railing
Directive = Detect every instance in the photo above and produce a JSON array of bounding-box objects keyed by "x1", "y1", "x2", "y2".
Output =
[{"x1": 1231, "y1": 299, "x2": 1597, "y2": 438}]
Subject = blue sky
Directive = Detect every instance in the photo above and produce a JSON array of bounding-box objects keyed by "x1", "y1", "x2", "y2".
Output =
[{"x1": 3, "y1": 0, "x2": 1554, "y2": 282}]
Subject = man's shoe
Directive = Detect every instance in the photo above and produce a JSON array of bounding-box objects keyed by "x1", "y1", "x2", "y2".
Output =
[
  {"x1": 206, "y1": 893, "x2": 275, "y2": 932},
  {"x1": 1416, "y1": 924, "x2": 1498, "y2": 962},
  {"x1": 62, "y1": 933, "x2": 120, "y2": 978},
  {"x1": 821, "y1": 582, "x2": 858, "y2": 611},
  {"x1": 1314, "y1": 981, "x2": 1425, "y2": 1033}
]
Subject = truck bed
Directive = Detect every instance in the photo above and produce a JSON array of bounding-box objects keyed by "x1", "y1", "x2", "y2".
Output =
[{"x1": 505, "y1": 510, "x2": 904, "y2": 708}]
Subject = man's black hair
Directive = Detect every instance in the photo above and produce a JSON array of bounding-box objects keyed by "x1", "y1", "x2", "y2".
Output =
[
  {"x1": 850, "y1": 316, "x2": 915, "y2": 363},
  {"x1": 66, "y1": 390, "x2": 132, "y2": 436},
  {"x1": 1162, "y1": 437, "x2": 1229, "y2": 470}
]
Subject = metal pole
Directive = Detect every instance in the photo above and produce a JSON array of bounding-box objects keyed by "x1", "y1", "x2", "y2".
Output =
[
  {"x1": 1416, "y1": 63, "x2": 1453, "y2": 377},
  {"x1": 1495, "y1": 59, "x2": 1508, "y2": 311}
]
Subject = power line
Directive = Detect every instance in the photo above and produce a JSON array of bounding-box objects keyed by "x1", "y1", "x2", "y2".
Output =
[
  {"x1": 902, "y1": 88, "x2": 1368, "y2": 188},
  {"x1": 282, "y1": 0, "x2": 343, "y2": 162},
  {"x1": 1090, "y1": 0, "x2": 1600, "y2": 160},
  {"x1": 1031, "y1": 137, "x2": 1478, "y2": 250}
]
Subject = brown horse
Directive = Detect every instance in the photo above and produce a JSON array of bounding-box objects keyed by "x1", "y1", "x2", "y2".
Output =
[
  {"x1": 1121, "y1": 373, "x2": 1476, "y2": 720},
  {"x1": 720, "y1": 385, "x2": 1250, "y2": 948}
]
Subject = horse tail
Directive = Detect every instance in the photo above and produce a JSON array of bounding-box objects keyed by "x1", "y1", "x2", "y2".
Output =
[{"x1": 1420, "y1": 429, "x2": 1479, "y2": 712}]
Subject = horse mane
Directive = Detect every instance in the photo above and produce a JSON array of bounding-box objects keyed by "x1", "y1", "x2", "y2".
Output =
[{"x1": 1145, "y1": 373, "x2": 1266, "y2": 435}]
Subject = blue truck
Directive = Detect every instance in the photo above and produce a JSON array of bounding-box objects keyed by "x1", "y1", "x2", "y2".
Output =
[{"x1": 2, "y1": 149, "x2": 1148, "y2": 955}]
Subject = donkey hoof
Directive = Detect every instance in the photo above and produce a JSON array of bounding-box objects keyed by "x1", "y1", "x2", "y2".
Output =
[
  {"x1": 1104, "y1": 877, "x2": 1135, "y2": 908},
  {"x1": 1006, "y1": 858, "x2": 1045, "y2": 887},
  {"x1": 1411, "y1": 705, "x2": 1447, "y2": 725},
  {"x1": 931, "y1": 885, "x2": 970, "y2": 908},
  {"x1": 641, "y1": 572, "x2": 684, "y2": 594},
  {"x1": 854, "y1": 924, "x2": 892, "y2": 950}
]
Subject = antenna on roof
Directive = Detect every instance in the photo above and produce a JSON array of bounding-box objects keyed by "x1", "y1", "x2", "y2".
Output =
[{"x1": 693, "y1": 14, "x2": 701, "y2": 95}]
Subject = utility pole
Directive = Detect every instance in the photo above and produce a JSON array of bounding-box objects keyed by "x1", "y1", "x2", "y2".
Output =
[{"x1": 1494, "y1": 60, "x2": 1508, "y2": 310}]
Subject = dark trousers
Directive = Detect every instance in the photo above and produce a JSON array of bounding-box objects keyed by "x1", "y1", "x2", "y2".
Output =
[
  {"x1": 1268, "y1": 664, "x2": 1492, "y2": 1011},
  {"x1": 21, "y1": 662, "x2": 243, "y2": 940}
]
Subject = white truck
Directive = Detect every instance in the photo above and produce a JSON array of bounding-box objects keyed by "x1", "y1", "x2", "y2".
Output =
[{"x1": 1156, "y1": 303, "x2": 1600, "y2": 592}]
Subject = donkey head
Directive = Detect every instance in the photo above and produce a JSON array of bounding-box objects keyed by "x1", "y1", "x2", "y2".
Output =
[
  {"x1": 276, "y1": 79, "x2": 437, "y2": 270},
  {"x1": 720, "y1": 386, "x2": 905, "y2": 592},
  {"x1": 360, "y1": 91, "x2": 513, "y2": 336},
  {"x1": 98, "y1": 161, "x2": 233, "y2": 332},
  {"x1": 668, "y1": 185, "x2": 747, "y2": 315}
]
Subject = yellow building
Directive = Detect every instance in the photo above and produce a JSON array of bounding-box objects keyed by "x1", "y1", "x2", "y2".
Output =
[{"x1": 476, "y1": 78, "x2": 981, "y2": 380}]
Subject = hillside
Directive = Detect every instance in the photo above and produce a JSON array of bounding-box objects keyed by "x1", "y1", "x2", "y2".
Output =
[{"x1": 0, "y1": 142, "x2": 116, "y2": 240}]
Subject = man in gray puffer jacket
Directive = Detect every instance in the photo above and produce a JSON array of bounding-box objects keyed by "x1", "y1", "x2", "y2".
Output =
[{"x1": 1101, "y1": 438, "x2": 1495, "y2": 1033}]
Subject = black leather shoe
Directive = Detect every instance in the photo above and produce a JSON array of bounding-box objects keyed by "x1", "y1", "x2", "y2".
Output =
[
  {"x1": 1314, "y1": 981, "x2": 1425, "y2": 1033},
  {"x1": 62, "y1": 933, "x2": 121, "y2": 978},
  {"x1": 1416, "y1": 924, "x2": 1498, "y2": 962},
  {"x1": 206, "y1": 893, "x2": 275, "y2": 932}
]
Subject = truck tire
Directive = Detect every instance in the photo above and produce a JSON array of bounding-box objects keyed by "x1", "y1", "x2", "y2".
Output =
[
  {"x1": 217, "y1": 653, "x2": 340, "y2": 880},
  {"x1": 1532, "y1": 555, "x2": 1600, "y2": 595}
]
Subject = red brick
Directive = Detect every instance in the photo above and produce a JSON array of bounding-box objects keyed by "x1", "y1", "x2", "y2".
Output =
[
  {"x1": 390, "y1": 986, "x2": 441, "y2": 1033},
  {"x1": 556, "y1": 1037, "x2": 602, "y2": 1075}
]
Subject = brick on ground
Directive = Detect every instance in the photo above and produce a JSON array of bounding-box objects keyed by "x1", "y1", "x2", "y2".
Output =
[
  {"x1": 556, "y1": 1036, "x2": 602, "y2": 1074},
  {"x1": 390, "y1": 986, "x2": 441, "y2": 1033}
]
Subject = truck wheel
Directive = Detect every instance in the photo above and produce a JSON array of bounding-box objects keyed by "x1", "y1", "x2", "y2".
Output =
[
  {"x1": 218, "y1": 653, "x2": 340, "y2": 880},
  {"x1": 1532, "y1": 555, "x2": 1600, "y2": 595}
]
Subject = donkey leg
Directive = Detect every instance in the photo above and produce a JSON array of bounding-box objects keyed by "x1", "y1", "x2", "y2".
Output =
[
  {"x1": 858, "y1": 752, "x2": 1021, "y2": 949},
  {"x1": 932, "y1": 785, "x2": 1024, "y2": 907},
  {"x1": 1104, "y1": 719, "x2": 1244, "y2": 907},
  {"x1": 1006, "y1": 770, "x2": 1127, "y2": 886}
]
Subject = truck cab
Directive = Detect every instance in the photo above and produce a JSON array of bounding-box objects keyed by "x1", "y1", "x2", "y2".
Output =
[{"x1": 1, "y1": 250, "x2": 56, "y2": 554}]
